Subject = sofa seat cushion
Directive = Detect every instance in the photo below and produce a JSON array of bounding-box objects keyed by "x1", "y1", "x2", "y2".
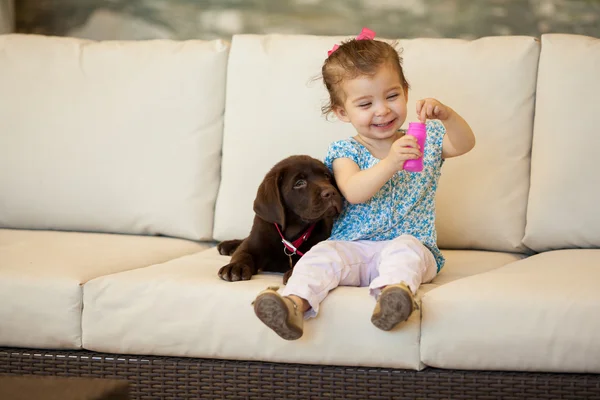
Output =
[
  {"x1": 429, "y1": 250, "x2": 525, "y2": 287},
  {"x1": 421, "y1": 249, "x2": 600, "y2": 373},
  {"x1": 0, "y1": 229, "x2": 208, "y2": 349},
  {"x1": 81, "y1": 248, "x2": 520, "y2": 369}
]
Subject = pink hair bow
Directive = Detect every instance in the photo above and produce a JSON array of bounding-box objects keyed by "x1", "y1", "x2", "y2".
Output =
[{"x1": 327, "y1": 27, "x2": 376, "y2": 57}]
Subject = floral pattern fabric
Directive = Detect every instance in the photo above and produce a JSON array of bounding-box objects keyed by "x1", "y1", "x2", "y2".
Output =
[{"x1": 324, "y1": 120, "x2": 446, "y2": 271}]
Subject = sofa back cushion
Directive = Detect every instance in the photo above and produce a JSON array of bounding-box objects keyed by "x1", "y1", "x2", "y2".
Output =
[
  {"x1": 0, "y1": 34, "x2": 228, "y2": 240},
  {"x1": 523, "y1": 34, "x2": 600, "y2": 252},
  {"x1": 213, "y1": 34, "x2": 539, "y2": 253}
]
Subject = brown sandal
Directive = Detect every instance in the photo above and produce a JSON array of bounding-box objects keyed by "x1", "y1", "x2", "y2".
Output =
[
  {"x1": 254, "y1": 287, "x2": 303, "y2": 340},
  {"x1": 371, "y1": 283, "x2": 417, "y2": 331}
]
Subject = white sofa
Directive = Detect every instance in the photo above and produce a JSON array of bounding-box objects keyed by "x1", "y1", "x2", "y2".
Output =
[{"x1": 1, "y1": 32, "x2": 599, "y2": 398}]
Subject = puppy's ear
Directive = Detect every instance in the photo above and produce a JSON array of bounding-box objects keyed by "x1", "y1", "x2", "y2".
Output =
[{"x1": 253, "y1": 170, "x2": 286, "y2": 228}]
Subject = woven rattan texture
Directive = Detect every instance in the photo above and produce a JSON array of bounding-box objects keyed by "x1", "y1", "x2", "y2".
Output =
[{"x1": 1, "y1": 347, "x2": 599, "y2": 400}]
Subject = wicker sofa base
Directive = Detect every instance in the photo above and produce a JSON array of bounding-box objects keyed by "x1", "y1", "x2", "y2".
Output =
[{"x1": 1, "y1": 347, "x2": 599, "y2": 400}]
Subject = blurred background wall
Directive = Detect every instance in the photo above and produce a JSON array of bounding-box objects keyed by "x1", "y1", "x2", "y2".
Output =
[
  {"x1": 0, "y1": 0, "x2": 14, "y2": 34},
  {"x1": 13, "y1": 0, "x2": 600, "y2": 41}
]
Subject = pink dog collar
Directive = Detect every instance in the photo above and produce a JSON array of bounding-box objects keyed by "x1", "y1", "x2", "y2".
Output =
[{"x1": 274, "y1": 223, "x2": 316, "y2": 257}]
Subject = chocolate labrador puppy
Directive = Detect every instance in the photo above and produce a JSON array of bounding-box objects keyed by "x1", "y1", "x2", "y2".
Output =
[{"x1": 218, "y1": 155, "x2": 342, "y2": 283}]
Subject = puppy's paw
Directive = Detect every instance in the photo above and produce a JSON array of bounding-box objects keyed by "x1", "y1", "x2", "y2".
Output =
[
  {"x1": 217, "y1": 239, "x2": 243, "y2": 256},
  {"x1": 218, "y1": 263, "x2": 253, "y2": 282}
]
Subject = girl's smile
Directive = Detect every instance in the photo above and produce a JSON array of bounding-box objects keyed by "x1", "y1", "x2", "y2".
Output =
[
  {"x1": 371, "y1": 118, "x2": 397, "y2": 129},
  {"x1": 333, "y1": 62, "x2": 408, "y2": 142}
]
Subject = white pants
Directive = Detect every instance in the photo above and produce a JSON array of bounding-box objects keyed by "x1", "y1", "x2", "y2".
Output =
[{"x1": 281, "y1": 235, "x2": 438, "y2": 318}]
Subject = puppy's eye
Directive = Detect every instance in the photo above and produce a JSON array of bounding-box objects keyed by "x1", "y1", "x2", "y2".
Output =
[
  {"x1": 324, "y1": 173, "x2": 331, "y2": 180},
  {"x1": 293, "y1": 179, "x2": 307, "y2": 189}
]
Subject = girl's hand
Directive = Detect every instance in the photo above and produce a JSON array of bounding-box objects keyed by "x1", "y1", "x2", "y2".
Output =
[
  {"x1": 416, "y1": 98, "x2": 453, "y2": 122},
  {"x1": 385, "y1": 134, "x2": 422, "y2": 170}
]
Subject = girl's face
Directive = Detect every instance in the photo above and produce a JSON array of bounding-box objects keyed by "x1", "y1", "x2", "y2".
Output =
[{"x1": 333, "y1": 63, "x2": 408, "y2": 141}]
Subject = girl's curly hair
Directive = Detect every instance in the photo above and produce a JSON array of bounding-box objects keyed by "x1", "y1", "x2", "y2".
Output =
[{"x1": 321, "y1": 39, "x2": 410, "y2": 117}]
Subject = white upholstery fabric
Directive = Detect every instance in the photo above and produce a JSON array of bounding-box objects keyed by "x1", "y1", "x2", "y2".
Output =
[
  {"x1": 83, "y1": 247, "x2": 422, "y2": 369},
  {"x1": 0, "y1": 34, "x2": 229, "y2": 241},
  {"x1": 429, "y1": 250, "x2": 525, "y2": 287},
  {"x1": 213, "y1": 34, "x2": 539, "y2": 254},
  {"x1": 81, "y1": 247, "x2": 518, "y2": 369},
  {"x1": 0, "y1": 229, "x2": 208, "y2": 349},
  {"x1": 524, "y1": 34, "x2": 600, "y2": 252},
  {"x1": 421, "y1": 249, "x2": 600, "y2": 373}
]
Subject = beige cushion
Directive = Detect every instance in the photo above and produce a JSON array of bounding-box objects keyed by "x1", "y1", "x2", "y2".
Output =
[
  {"x1": 524, "y1": 34, "x2": 600, "y2": 252},
  {"x1": 213, "y1": 34, "x2": 539, "y2": 254},
  {"x1": 83, "y1": 247, "x2": 422, "y2": 369},
  {"x1": 82, "y1": 248, "x2": 518, "y2": 369},
  {"x1": 430, "y1": 250, "x2": 525, "y2": 287},
  {"x1": 0, "y1": 34, "x2": 229, "y2": 241},
  {"x1": 421, "y1": 249, "x2": 600, "y2": 373},
  {"x1": 0, "y1": 229, "x2": 208, "y2": 349}
]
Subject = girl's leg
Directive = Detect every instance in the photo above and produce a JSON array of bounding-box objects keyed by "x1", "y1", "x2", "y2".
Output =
[
  {"x1": 369, "y1": 235, "x2": 438, "y2": 296},
  {"x1": 369, "y1": 235, "x2": 438, "y2": 331},
  {"x1": 282, "y1": 240, "x2": 383, "y2": 318},
  {"x1": 254, "y1": 240, "x2": 381, "y2": 340}
]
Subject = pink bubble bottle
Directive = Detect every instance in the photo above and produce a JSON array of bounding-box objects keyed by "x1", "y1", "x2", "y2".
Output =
[{"x1": 403, "y1": 122, "x2": 427, "y2": 172}]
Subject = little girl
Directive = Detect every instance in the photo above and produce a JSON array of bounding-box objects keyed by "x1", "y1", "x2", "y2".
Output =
[{"x1": 253, "y1": 28, "x2": 475, "y2": 340}]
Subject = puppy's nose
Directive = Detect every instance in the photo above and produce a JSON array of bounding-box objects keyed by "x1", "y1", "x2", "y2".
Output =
[{"x1": 321, "y1": 188, "x2": 335, "y2": 199}]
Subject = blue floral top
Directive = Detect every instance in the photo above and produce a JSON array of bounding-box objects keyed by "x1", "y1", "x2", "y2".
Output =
[{"x1": 324, "y1": 120, "x2": 446, "y2": 271}]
